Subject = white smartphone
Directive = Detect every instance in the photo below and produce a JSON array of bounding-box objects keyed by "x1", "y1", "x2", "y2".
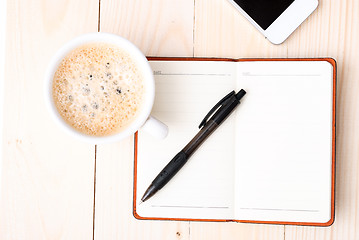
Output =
[{"x1": 227, "y1": 0, "x2": 318, "y2": 44}]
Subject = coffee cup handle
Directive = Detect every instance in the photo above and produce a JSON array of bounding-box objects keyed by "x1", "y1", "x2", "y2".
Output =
[{"x1": 141, "y1": 116, "x2": 168, "y2": 139}]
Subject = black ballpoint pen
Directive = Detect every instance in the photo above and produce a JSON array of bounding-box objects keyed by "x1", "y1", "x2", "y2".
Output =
[{"x1": 140, "y1": 89, "x2": 246, "y2": 203}]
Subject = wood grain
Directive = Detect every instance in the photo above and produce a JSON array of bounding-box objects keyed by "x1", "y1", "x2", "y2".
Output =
[
  {"x1": 193, "y1": 0, "x2": 288, "y2": 59},
  {"x1": 94, "y1": 141, "x2": 190, "y2": 240},
  {"x1": 0, "y1": 0, "x2": 98, "y2": 239},
  {"x1": 286, "y1": 0, "x2": 359, "y2": 239},
  {"x1": 3, "y1": 0, "x2": 359, "y2": 239},
  {"x1": 100, "y1": 0, "x2": 194, "y2": 57},
  {"x1": 94, "y1": 1, "x2": 194, "y2": 239},
  {"x1": 192, "y1": 0, "x2": 287, "y2": 239}
]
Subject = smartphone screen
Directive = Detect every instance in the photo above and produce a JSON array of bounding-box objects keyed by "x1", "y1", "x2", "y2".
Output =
[{"x1": 232, "y1": 0, "x2": 295, "y2": 30}]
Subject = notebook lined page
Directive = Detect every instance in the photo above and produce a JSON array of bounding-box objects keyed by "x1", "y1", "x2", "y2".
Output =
[
  {"x1": 234, "y1": 61, "x2": 333, "y2": 223},
  {"x1": 136, "y1": 61, "x2": 237, "y2": 219}
]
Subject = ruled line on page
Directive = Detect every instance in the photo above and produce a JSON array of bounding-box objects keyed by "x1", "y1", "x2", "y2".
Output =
[
  {"x1": 241, "y1": 72, "x2": 321, "y2": 77},
  {"x1": 151, "y1": 205, "x2": 230, "y2": 209},
  {"x1": 154, "y1": 72, "x2": 232, "y2": 77},
  {"x1": 240, "y1": 208, "x2": 319, "y2": 212}
]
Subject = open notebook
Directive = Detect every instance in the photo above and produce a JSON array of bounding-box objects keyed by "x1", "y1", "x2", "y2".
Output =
[{"x1": 133, "y1": 58, "x2": 336, "y2": 226}]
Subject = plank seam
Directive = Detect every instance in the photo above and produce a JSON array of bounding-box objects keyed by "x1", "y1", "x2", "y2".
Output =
[
  {"x1": 192, "y1": 0, "x2": 196, "y2": 57},
  {"x1": 98, "y1": 0, "x2": 101, "y2": 32},
  {"x1": 92, "y1": 145, "x2": 97, "y2": 240}
]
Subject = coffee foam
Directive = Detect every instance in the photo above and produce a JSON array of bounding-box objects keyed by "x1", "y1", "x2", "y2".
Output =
[{"x1": 52, "y1": 42, "x2": 145, "y2": 136}]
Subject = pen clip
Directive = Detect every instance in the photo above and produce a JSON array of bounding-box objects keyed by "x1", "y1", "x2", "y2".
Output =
[{"x1": 198, "y1": 91, "x2": 235, "y2": 128}]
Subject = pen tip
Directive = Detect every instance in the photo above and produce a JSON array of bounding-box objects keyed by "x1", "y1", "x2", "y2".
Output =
[{"x1": 139, "y1": 200, "x2": 144, "y2": 205}]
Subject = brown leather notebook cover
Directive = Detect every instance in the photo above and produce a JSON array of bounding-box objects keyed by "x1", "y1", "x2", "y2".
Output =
[{"x1": 133, "y1": 57, "x2": 336, "y2": 226}]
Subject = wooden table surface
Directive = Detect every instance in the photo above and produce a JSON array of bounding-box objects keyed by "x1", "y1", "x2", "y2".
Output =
[{"x1": 1, "y1": 0, "x2": 358, "y2": 239}]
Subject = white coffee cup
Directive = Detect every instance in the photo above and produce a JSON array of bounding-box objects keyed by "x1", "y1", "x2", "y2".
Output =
[{"x1": 44, "y1": 33, "x2": 168, "y2": 144}]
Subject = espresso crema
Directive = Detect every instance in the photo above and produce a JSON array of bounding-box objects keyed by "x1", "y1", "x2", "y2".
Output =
[{"x1": 52, "y1": 43, "x2": 145, "y2": 136}]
